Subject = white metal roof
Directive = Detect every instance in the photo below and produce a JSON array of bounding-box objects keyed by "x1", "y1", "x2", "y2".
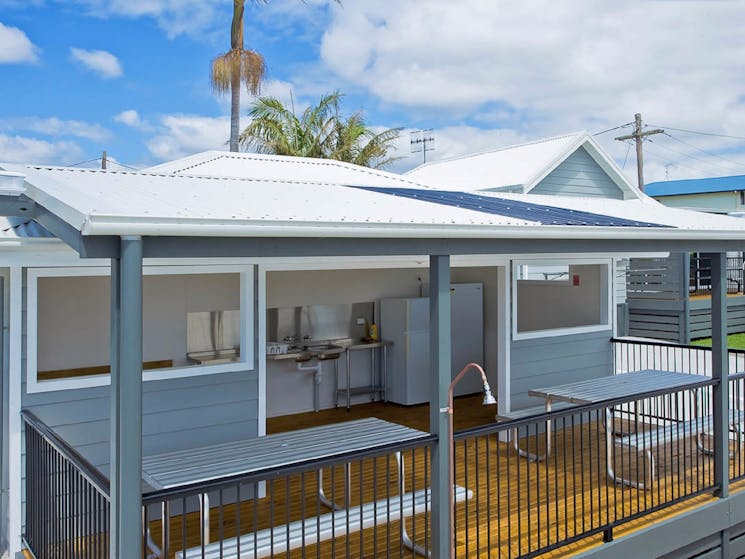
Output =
[
  {"x1": 405, "y1": 133, "x2": 642, "y2": 199},
  {"x1": 3, "y1": 162, "x2": 745, "y2": 241},
  {"x1": 146, "y1": 150, "x2": 429, "y2": 189}
]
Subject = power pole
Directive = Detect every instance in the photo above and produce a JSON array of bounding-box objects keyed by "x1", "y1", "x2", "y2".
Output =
[
  {"x1": 101, "y1": 150, "x2": 108, "y2": 170},
  {"x1": 614, "y1": 113, "x2": 663, "y2": 191}
]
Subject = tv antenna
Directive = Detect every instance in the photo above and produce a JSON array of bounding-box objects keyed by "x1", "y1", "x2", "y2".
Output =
[{"x1": 410, "y1": 129, "x2": 435, "y2": 164}]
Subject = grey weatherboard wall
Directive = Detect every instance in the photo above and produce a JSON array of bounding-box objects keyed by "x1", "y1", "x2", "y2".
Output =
[
  {"x1": 531, "y1": 146, "x2": 626, "y2": 200},
  {"x1": 19, "y1": 271, "x2": 260, "y2": 524},
  {"x1": 510, "y1": 329, "x2": 613, "y2": 410}
]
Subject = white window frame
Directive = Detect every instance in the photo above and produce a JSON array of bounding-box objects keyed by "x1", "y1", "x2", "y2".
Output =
[
  {"x1": 26, "y1": 264, "x2": 254, "y2": 393},
  {"x1": 511, "y1": 258, "x2": 612, "y2": 341}
]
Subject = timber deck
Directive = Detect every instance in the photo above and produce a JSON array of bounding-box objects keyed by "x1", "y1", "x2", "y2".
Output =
[{"x1": 138, "y1": 396, "x2": 738, "y2": 558}]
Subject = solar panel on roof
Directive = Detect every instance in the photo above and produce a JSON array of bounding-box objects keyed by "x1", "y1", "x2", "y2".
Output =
[{"x1": 356, "y1": 187, "x2": 670, "y2": 228}]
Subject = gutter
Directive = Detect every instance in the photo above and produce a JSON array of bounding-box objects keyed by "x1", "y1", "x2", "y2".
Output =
[{"x1": 80, "y1": 216, "x2": 745, "y2": 241}]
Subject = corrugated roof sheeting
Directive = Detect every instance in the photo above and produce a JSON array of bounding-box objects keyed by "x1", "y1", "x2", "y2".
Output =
[
  {"x1": 357, "y1": 187, "x2": 669, "y2": 227},
  {"x1": 10, "y1": 165, "x2": 535, "y2": 230},
  {"x1": 5, "y1": 162, "x2": 745, "y2": 239}
]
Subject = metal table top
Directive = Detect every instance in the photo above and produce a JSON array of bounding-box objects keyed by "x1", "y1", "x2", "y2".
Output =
[
  {"x1": 528, "y1": 369, "x2": 710, "y2": 405},
  {"x1": 142, "y1": 417, "x2": 428, "y2": 491}
]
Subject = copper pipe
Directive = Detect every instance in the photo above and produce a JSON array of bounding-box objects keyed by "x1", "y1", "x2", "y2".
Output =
[{"x1": 445, "y1": 362, "x2": 496, "y2": 558}]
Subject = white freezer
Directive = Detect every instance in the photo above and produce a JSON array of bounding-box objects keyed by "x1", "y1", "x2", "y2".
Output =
[{"x1": 380, "y1": 283, "x2": 484, "y2": 405}]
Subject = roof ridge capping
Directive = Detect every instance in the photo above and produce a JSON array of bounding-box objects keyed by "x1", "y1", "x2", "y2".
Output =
[
  {"x1": 147, "y1": 150, "x2": 430, "y2": 188},
  {"x1": 0, "y1": 170, "x2": 27, "y2": 196},
  {"x1": 21, "y1": 163, "x2": 417, "y2": 190},
  {"x1": 404, "y1": 131, "x2": 585, "y2": 172}
]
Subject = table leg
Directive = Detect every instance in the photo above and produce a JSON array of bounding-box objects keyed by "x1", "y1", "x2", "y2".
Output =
[
  {"x1": 346, "y1": 349, "x2": 351, "y2": 411},
  {"x1": 334, "y1": 356, "x2": 339, "y2": 408},
  {"x1": 545, "y1": 397, "x2": 553, "y2": 459},
  {"x1": 317, "y1": 465, "x2": 351, "y2": 511},
  {"x1": 370, "y1": 347, "x2": 376, "y2": 402},
  {"x1": 382, "y1": 345, "x2": 388, "y2": 403}
]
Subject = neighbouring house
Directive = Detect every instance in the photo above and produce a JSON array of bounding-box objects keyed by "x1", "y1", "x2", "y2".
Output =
[
  {"x1": 645, "y1": 174, "x2": 745, "y2": 215},
  {"x1": 2, "y1": 136, "x2": 745, "y2": 559}
]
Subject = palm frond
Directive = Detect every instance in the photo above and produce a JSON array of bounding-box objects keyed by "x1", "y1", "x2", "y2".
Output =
[
  {"x1": 211, "y1": 49, "x2": 266, "y2": 96},
  {"x1": 240, "y1": 91, "x2": 400, "y2": 168}
]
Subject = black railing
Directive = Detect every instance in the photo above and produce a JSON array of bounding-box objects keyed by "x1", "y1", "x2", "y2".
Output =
[
  {"x1": 23, "y1": 410, "x2": 110, "y2": 559},
  {"x1": 612, "y1": 337, "x2": 745, "y2": 482},
  {"x1": 454, "y1": 380, "x2": 718, "y2": 558},
  {"x1": 690, "y1": 256, "x2": 745, "y2": 296},
  {"x1": 141, "y1": 436, "x2": 436, "y2": 559}
]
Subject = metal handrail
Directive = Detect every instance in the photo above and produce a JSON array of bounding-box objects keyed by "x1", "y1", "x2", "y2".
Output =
[
  {"x1": 22, "y1": 409, "x2": 110, "y2": 497},
  {"x1": 610, "y1": 336, "x2": 745, "y2": 355}
]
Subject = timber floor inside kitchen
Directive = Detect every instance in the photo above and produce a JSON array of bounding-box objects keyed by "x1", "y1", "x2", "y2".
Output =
[{"x1": 139, "y1": 396, "x2": 739, "y2": 559}]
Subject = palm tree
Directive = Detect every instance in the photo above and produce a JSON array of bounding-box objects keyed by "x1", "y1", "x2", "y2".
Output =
[
  {"x1": 211, "y1": 0, "x2": 266, "y2": 152},
  {"x1": 240, "y1": 92, "x2": 401, "y2": 169}
]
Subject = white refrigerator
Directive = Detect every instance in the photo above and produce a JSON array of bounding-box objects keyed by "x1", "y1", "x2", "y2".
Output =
[{"x1": 380, "y1": 283, "x2": 484, "y2": 405}]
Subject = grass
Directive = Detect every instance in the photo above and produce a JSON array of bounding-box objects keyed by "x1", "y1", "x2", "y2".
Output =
[{"x1": 691, "y1": 333, "x2": 745, "y2": 349}]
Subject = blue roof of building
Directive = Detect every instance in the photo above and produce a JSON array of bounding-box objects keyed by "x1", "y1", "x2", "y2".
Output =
[
  {"x1": 645, "y1": 174, "x2": 745, "y2": 197},
  {"x1": 357, "y1": 187, "x2": 668, "y2": 227}
]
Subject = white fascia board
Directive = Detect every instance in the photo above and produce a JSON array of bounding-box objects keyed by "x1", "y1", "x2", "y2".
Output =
[
  {"x1": 80, "y1": 216, "x2": 745, "y2": 241},
  {"x1": 0, "y1": 171, "x2": 27, "y2": 196}
]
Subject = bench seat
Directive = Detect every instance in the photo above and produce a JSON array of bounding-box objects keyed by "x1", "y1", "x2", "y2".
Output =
[
  {"x1": 610, "y1": 409, "x2": 745, "y2": 490},
  {"x1": 176, "y1": 485, "x2": 472, "y2": 559}
]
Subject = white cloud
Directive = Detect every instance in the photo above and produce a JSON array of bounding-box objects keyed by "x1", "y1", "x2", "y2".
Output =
[
  {"x1": 113, "y1": 109, "x2": 152, "y2": 132},
  {"x1": 0, "y1": 134, "x2": 83, "y2": 164},
  {"x1": 70, "y1": 0, "x2": 225, "y2": 39},
  {"x1": 146, "y1": 114, "x2": 229, "y2": 160},
  {"x1": 0, "y1": 22, "x2": 39, "y2": 64},
  {"x1": 0, "y1": 116, "x2": 110, "y2": 142},
  {"x1": 70, "y1": 47, "x2": 123, "y2": 78},
  {"x1": 316, "y1": 0, "x2": 745, "y2": 182}
]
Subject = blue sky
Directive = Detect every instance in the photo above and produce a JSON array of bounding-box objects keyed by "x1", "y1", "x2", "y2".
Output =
[{"x1": 2, "y1": 1, "x2": 745, "y2": 182}]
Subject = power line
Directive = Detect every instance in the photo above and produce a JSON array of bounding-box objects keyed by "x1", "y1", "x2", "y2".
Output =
[
  {"x1": 64, "y1": 157, "x2": 101, "y2": 168},
  {"x1": 593, "y1": 122, "x2": 633, "y2": 136},
  {"x1": 643, "y1": 142, "x2": 710, "y2": 176},
  {"x1": 648, "y1": 125, "x2": 745, "y2": 142},
  {"x1": 663, "y1": 132, "x2": 745, "y2": 172},
  {"x1": 621, "y1": 141, "x2": 632, "y2": 170},
  {"x1": 107, "y1": 160, "x2": 141, "y2": 172},
  {"x1": 647, "y1": 138, "x2": 738, "y2": 175}
]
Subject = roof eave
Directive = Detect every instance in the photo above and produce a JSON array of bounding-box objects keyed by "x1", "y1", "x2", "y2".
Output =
[{"x1": 79, "y1": 216, "x2": 745, "y2": 241}]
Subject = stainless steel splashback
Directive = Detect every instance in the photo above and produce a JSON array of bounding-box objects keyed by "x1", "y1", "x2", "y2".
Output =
[
  {"x1": 267, "y1": 302, "x2": 374, "y2": 343},
  {"x1": 187, "y1": 310, "x2": 240, "y2": 353}
]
